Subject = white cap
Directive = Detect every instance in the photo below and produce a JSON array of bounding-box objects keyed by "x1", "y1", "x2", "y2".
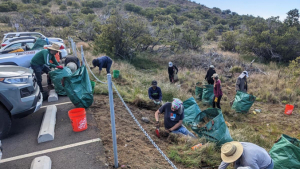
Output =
[
  {"x1": 169, "y1": 62, "x2": 173, "y2": 67},
  {"x1": 243, "y1": 71, "x2": 249, "y2": 77},
  {"x1": 210, "y1": 65, "x2": 214, "y2": 68}
]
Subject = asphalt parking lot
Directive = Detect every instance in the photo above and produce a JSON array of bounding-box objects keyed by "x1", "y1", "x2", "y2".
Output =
[{"x1": 0, "y1": 77, "x2": 107, "y2": 169}]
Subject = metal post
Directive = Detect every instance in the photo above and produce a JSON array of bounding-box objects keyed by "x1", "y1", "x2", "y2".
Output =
[
  {"x1": 81, "y1": 45, "x2": 85, "y2": 66},
  {"x1": 107, "y1": 74, "x2": 118, "y2": 168},
  {"x1": 73, "y1": 41, "x2": 77, "y2": 57}
]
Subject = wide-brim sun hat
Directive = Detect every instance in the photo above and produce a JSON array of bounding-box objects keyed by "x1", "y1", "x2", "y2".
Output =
[
  {"x1": 221, "y1": 141, "x2": 243, "y2": 163},
  {"x1": 47, "y1": 43, "x2": 61, "y2": 52}
]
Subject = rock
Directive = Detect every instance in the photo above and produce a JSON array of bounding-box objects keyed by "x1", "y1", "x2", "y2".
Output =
[
  {"x1": 127, "y1": 165, "x2": 131, "y2": 168},
  {"x1": 141, "y1": 117, "x2": 150, "y2": 123}
]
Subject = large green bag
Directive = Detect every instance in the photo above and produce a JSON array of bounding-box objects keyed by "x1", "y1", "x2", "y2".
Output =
[
  {"x1": 195, "y1": 84, "x2": 203, "y2": 100},
  {"x1": 183, "y1": 97, "x2": 201, "y2": 126},
  {"x1": 232, "y1": 91, "x2": 256, "y2": 113},
  {"x1": 191, "y1": 108, "x2": 233, "y2": 145},
  {"x1": 269, "y1": 134, "x2": 300, "y2": 169},
  {"x1": 202, "y1": 84, "x2": 214, "y2": 105},
  {"x1": 49, "y1": 67, "x2": 72, "y2": 96},
  {"x1": 64, "y1": 66, "x2": 93, "y2": 108}
]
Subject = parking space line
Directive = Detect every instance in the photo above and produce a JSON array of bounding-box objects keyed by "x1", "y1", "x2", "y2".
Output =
[
  {"x1": 41, "y1": 101, "x2": 72, "y2": 108},
  {"x1": 0, "y1": 138, "x2": 101, "y2": 164}
]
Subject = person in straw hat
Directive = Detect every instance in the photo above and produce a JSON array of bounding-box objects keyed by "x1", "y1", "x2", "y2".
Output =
[
  {"x1": 31, "y1": 43, "x2": 63, "y2": 92},
  {"x1": 218, "y1": 141, "x2": 274, "y2": 169}
]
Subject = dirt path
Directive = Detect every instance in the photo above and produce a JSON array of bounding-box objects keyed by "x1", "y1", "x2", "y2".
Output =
[{"x1": 88, "y1": 95, "x2": 184, "y2": 169}]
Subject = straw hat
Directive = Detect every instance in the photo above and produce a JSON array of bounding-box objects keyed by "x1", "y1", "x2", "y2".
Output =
[
  {"x1": 221, "y1": 141, "x2": 243, "y2": 163},
  {"x1": 47, "y1": 43, "x2": 61, "y2": 52}
]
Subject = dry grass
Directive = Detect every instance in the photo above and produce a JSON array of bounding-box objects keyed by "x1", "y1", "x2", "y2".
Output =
[{"x1": 83, "y1": 48, "x2": 300, "y2": 168}]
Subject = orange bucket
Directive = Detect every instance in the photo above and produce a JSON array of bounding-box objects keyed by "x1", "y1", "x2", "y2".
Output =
[
  {"x1": 68, "y1": 108, "x2": 88, "y2": 132},
  {"x1": 284, "y1": 104, "x2": 294, "y2": 115}
]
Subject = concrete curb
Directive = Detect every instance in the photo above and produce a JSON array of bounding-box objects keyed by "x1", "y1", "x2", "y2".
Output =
[
  {"x1": 48, "y1": 90, "x2": 58, "y2": 102},
  {"x1": 38, "y1": 105, "x2": 57, "y2": 143},
  {"x1": 30, "y1": 156, "x2": 51, "y2": 169}
]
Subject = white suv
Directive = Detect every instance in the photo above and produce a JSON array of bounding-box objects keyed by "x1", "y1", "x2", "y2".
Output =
[{"x1": 1, "y1": 32, "x2": 63, "y2": 47}]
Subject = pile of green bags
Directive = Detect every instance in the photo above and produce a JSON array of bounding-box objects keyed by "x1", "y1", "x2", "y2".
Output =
[
  {"x1": 232, "y1": 91, "x2": 256, "y2": 113},
  {"x1": 269, "y1": 134, "x2": 300, "y2": 169}
]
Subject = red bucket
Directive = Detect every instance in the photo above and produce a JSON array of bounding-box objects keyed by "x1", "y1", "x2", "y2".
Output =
[
  {"x1": 68, "y1": 108, "x2": 88, "y2": 132},
  {"x1": 284, "y1": 104, "x2": 294, "y2": 115}
]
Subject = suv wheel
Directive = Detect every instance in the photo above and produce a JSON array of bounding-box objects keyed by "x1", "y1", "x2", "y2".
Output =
[{"x1": 0, "y1": 104, "x2": 12, "y2": 139}]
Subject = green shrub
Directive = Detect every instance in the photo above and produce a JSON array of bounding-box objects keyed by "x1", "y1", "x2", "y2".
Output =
[
  {"x1": 67, "y1": 1, "x2": 72, "y2": 6},
  {"x1": 22, "y1": 0, "x2": 31, "y2": 3},
  {"x1": 59, "y1": 4, "x2": 67, "y2": 11},
  {"x1": 0, "y1": 15, "x2": 10, "y2": 23},
  {"x1": 40, "y1": 0, "x2": 49, "y2": 5},
  {"x1": 82, "y1": 0, "x2": 105, "y2": 8},
  {"x1": 0, "y1": 2, "x2": 17, "y2": 12},
  {"x1": 72, "y1": 2, "x2": 80, "y2": 8},
  {"x1": 219, "y1": 31, "x2": 239, "y2": 51},
  {"x1": 124, "y1": 3, "x2": 142, "y2": 14},
  {"x1": 81, "y1": 7, "x2": 94, "y2": 14},
  {"x1": 55, "y1": 0, "x2": 62, "y2": 5},
  {"x1": 206, "y1": 29, "x2": 217, "y2": 41}
]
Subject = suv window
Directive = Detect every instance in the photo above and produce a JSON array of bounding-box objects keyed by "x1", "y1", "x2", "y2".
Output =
[
  {"x1": 6, "y1": 34, "x2": 16, "y2": 38},
  {"x1": 5, "y1": 43, "x2": 22, "y2": 51},
  {"x1": 20, "y1": 33, "x2": 43, "y2": 38}
]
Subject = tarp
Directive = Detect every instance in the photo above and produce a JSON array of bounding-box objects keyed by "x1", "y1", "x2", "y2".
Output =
[
  {"x1": 202, "y1": 84, "x2": 214, "y2": 105},
  {"x1": 63, "y1": 66, "x2": 93, "y2": 108},
  {"x1": 31, "y1": 38, "x2": 48, "y2": 50},
  {"x1": 49, "y1": 67, "x2": 72, "y2": 96},
  {"x1": 183, "y1": 97, "x2": 201, "y2": 126},
  {"x1": 269, "y1": 134, "x2": 300, "y2": 169},
  {"x1": 232, "y1": 91, "x2": 256, "y2": 113},
  {"x1": 191, "y1": 108, "x2": 233, "y2": 145}
]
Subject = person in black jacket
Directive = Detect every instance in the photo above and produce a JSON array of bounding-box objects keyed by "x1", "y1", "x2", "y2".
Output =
[
  {"x1": 168, "y1": 62, "x2": 178, "y2": 83},
  {"x1": 205, "y1": 65, "x2": 216, "y2": 85}
]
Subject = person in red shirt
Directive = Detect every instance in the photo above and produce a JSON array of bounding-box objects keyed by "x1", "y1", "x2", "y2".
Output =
[{"x1": 212, "y1": 74, "x2": 223, "y2": 109}]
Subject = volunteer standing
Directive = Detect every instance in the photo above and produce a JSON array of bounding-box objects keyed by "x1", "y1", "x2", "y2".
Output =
[
  {"x1": 168, "y1": 62, "x2": 178, "y2": 83},
  {"x1": 236, "y1": 71, "x2": 249, "y2": 92},
  {"x1": 30, "y1": 43, "x2": 63, "y2": 92},
  {"x1": 212, "y1": 74, "x2": 223, "y2": 109},
  {"x1": 205, "y1": 65, "x2": 216, "y2": 85}
]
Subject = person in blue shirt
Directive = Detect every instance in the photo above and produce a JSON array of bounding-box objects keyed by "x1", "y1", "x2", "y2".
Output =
[
  {"x1": 91, "y1": 56, "x2": 113, "y2": 75},
  {"x1": 148, "y1": 80, "x2": 162, "y2": 105}
]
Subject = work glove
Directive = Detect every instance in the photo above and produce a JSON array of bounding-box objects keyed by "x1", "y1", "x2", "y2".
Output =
[
  {"x1": 155, "y1": 121, "x2": 160, "y2": 129},
  {"x1": 56, "y1": 66, "x2": 63, "y2": 69}
]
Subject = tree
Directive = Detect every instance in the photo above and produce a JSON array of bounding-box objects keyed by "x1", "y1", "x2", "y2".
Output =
[
  {"x1": 218, "y1": 31, "x2": 239, "y2": 51},
  {"x1": 284, "y1": 9, "x2": 299, "y2": 26},
  {"x1": 59, "y1": 5, "x2": 67, "y2": 11},
  {"x1": 93, "y1": 14, "x2": 153, "y2": 60},
  {"x1": 81, "y1": 7, "x2": 94, "y2": 14}
]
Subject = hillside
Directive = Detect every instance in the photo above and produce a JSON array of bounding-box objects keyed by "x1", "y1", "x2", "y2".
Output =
[{"x1": 1, "y1": 0, "x2": 300, "y2": 168}]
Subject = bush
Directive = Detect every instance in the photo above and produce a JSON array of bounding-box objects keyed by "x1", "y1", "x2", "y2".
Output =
[
  {"x1": 22, "y1": 0, "x2": 31, "y2": 3},
  {"x1": 219, "y1": 31, "x2": 239, "y2": 51},
  {"x1": 0, "y1": 2, "x2": 17, "y2": 12},
  {"x1": 0, "y1": 15, "x2": 10, "y2": 23},
  {"x1": 59, "y1": 4, "x2": 67, "y2": 11},
  {"x1": 67, "y1": 1, "x2": 72, "y2": 6},
  {"x1": 124, "y1": 3, "x2": 142, "y2": 14},
  {"x1": 55, "y1": 0, "x2": 62, "y2": 5},
  {"x1": 52, "y1": 15, "x2": 71, "y2": 27},
  {"x1": 82, "y1": 0, "x2": 105, "y2": 8},
  {"x1": 206, "y1": 29, "x2": 217, "y2": 41},
  {"x1": 40, "y1": 0, "x2": 49, "y2": 5},
  {"x1": 81, "y1": 7, "x2": 94, "y2": 14},
  {"x1": 72, "y1": 2, "x2": 80, "y2": 8}
]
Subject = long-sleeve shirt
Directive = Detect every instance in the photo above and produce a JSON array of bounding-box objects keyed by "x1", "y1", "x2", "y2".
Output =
[
  {"x1": 168, "y1": 65, "x2": 178, "y2": 75},
  {"x1": 94, "y1": 56, "x2": 112, "y2": 71},
  {"x1": 236, "y1": 77, "x2": 247, "y2": 92},
  {"x1": 218, "y1": 142, "x2": 272, "y2": 169},
  {"x1": 148, "y1": 87, "x2": 162, "y2": 101},
  {"x1": 205, "y1": 68, "x2": 216, "y2": 83},
  {"x1": 214, "y1": 79, "x2": 223, "y2": 97},
  {"x1": 65, "y1": 56, "x2": 80, "y2": 69},
  {"x1": 30, "y1": 49, "x2": 59, "y2": 68}
]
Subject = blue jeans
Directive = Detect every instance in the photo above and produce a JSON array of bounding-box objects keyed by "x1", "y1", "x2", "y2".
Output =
[
  {"x1": 106, "y1": 59, "x2": 112, "y2": 74},
  {"x1": 264, "y1": 160, "x2": 274, "y2": 169},
  {"x1": 171, "y1": 126, "x2": 196, "y2": 137},
  {"x1": 31, "y1": 64, "x2": 51, "y2": 92}
]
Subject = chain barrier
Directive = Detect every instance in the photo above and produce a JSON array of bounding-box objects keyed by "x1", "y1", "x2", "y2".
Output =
[{"x1": 71, "y1": 39, "x2": 178, "y2": 169}]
